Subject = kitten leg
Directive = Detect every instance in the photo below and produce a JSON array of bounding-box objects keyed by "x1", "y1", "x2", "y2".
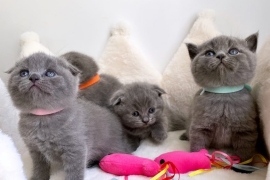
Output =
[
  {"x1": 151, "y1": 121, "x2": 168, "y2": 143},
  {"x1": 29, "y1": 150, "x2": 50, "y2": 180},
  {"x1": 189, "y1": 127, "x2": 212, "y2": 152},
  {"x1": 61, "y1": 146, "x2": 87, "y2": 180},
  {"x1": 231, "y1": 131, "x2": 258, "y2": 161}
]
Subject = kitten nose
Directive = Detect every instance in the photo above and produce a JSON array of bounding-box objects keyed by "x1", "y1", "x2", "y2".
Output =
[
  {"x1": 142, "y1": 117, "x2": 149, "y2": 124},
  {"x1": 216, "y1": 54, "x2": 225, "y2": 60},
  {"x1": 29, "y1": 74, "x2": 40, "y2": 83}
]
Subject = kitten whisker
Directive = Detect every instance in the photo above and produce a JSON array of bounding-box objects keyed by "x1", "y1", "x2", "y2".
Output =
[{"x1": 19, "y1": 81, "x2": 32, "y2": 92}]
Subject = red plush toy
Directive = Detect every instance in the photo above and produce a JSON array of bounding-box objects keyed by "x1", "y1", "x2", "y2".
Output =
[
  {"x1": 100, "y1": 149, "x2": 268, "y2": 179},
  {"x1": 99, "y1": 149, "x2": 211, "y2": 177},
  {"x1": 99, "y1": 153, "x2": 160, "y2": 177},
  {"x1": 154, "y1": 149, "x2": 211, "y2": 173}
]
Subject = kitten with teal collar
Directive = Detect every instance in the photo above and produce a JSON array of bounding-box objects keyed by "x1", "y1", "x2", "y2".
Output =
[
  {"x1": 7, "y1": 53, "x2": 132, "y2": 180},
  {"x1": 181, "y1": 33, "x2": 259, "y2": 161}
]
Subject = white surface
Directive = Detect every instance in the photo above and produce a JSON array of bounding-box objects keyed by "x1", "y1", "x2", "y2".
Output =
[
  {"x1": 0, "y1": 130, "x2": 26, "y2": 180},
  {"x1": 0, "y1": 0, "x2": 270, "y2": 83}
]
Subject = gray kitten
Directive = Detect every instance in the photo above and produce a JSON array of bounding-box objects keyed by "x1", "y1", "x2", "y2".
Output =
[
  {"x1": 7, "y1": 53, "x2": 131, "y2": 180},
  {"x1": 110, "y1": 82, "x2": 168, "y2": 150},
  {"x1": 181, "y1": 33, "x2": 259, "y2": 161},
  {"x1": 61, "y1": 51, "x2": 122, "y2": 107}
]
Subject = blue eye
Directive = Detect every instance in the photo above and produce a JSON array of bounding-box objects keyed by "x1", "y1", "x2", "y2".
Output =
[
  {"x1": 45, "y1": 70, "x2": 56, "y2": 77},
  {"x1": 205, "y1": 51, "x2": 215, "y2": 56},
  {"x1": 20, "y1": 70, "x2": 29, "y2": 77},
  {"x1": 228, "y1": 48, "x2": 239, "y2": 55},
  {"x1": 132, "y1": 111, "x2": 139, "y2": 117},
  {"x1": 148, "y1": 108, "x2": 155, "y2": 114}
]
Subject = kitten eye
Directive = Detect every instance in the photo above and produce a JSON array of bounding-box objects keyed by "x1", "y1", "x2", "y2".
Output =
[
  {"x1": 45, "y1": 70, "x2": 56, "y2": 77},
  {"x1": 132, "y1": 111, "x2": 140, "y2": 117},
  {"x1": 20, "y1": 70, "x2": 29, "y2": 77},
  {"x1": 228, "y1": 48, "x2": 239, "y2": 55},
  {"x1": 148, "y1": 108, "x2": 155, "y2": 114},
  {"x1": 205, "y1": 51, "x2": 215, "y2": 56}
]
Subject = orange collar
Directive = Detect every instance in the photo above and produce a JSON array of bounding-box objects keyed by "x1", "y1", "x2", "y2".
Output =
[{"x1": 79, "y1": 74, "x2": 100, "y2": 90}]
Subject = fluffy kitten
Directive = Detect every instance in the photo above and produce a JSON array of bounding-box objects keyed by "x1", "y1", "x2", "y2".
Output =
[
  {"x1": 181, "y1": 33, "x2": 259, "y2": 161},
  {"x1": 110, "y1": 82, "x2": 168, "y2": 150},
  {"x1": 7, "y1": 53, "x2": 131, "y2": 180},
  {"x1": 61, "y1": 51, "x2": 122, "y2": 107}
]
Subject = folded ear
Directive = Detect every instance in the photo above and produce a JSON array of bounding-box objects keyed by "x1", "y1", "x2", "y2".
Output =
[
  {"x1": 5, "y1": 67, "x2": 15, "y2": 74},
  {"x1": 110, "y1": 90, "x2": 125, "y2": 106},
  {"x1": 152, "y1": 85, "x2": 166, "y2": 97},
  {"x1": 186, "y1": 43, "x2": 198, "y2": 60},
  {"x1": 245, "y1": 32, "x2": 258, "y2": 52},
  {"x1": 68, "y1": 64, "x2": 81, "y2": 76}
]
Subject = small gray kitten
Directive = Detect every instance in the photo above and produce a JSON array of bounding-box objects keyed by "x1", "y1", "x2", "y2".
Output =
[
  {"x1": 61, "y1": 51, "x2": 122, "y2": 107},
  {"x1": 7, "y1": 53, "x2": 131, "y2": 180},
  {"x1": 181, "y1": 33, "x2": 259, "y2": 161},
  {"x1": 110, "y1": 82, "x2": 168, "y2": 150}
]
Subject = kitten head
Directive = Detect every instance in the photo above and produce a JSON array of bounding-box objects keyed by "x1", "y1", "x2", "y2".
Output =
[
  {"x1": 186, "y1": 33, "x2": 258, "y2": 87},
  {"x1": 61, "y1": 51, "x2": 98, "y2": 84},
  {"x1": 7, "y1": 52, "x2": 80, "y2": 113},
  {"x1": 110, "y1": 82, "x2": 166, "y2": 128}
]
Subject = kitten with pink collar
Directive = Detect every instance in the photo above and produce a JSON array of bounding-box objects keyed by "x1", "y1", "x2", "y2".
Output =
[{"x1": 7, "y1": 53, "x2": 132, "y2": 180}]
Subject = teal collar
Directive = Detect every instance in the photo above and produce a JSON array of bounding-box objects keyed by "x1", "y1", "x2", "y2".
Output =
[{"x1": 200, "y1": 84, "x2": 251, "y2": 95}]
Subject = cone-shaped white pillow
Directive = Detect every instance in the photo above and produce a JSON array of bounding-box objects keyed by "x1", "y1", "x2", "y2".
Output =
[
  {"x1": 250, "y1": 37, "x2": 270, "y2": 180},
  {"x1": 161, "y1": 9, "x2": 221, "y2": 122},
  {"x1": 20, "y1": 32, "x2": 53, "y2": 58},
  {"x1": 251, "y1": 36, "x2": 270, "y2": 98},
  {"x1": 98, "y1": 23, "x2": 162, "y2": 85}
]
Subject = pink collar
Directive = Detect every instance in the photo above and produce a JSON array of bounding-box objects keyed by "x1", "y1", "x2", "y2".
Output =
[{"x1": 30, "y1": 108, "x2": 64, "y2": 116}]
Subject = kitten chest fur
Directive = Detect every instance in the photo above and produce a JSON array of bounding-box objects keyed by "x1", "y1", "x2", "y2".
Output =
[
  {"x1": 19, "y1": 106, "x2": 89, "y2": 163},
  {"x1": 190, "y1": 88, "x2": 258, "y2": 150}
]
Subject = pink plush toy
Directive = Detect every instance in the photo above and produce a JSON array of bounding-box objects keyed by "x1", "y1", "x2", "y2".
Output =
[
  {"x1": 99, "y1": 149, "x2": 211, "y2": 177},
  {"x1": 99, "y1": 153, "x2": 160, "y2": 177},
  {"x1": 154, "y1": 149, "x2": 211, "y2": 173}
]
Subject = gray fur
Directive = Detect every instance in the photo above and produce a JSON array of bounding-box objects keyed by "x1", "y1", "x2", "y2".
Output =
[
  {"x1": 110, "y1": 82, "x2": 168, "y2": 150},
  {"x1": 61, "y1": 51, "x2": 122, "y2": 107},
  {"x1": 181, "y1": 33, "x2": 259, "y2": 161},
  {"x1": 7, "y1": 53, "x2": 131, "y2": 180},
  {"x1": 165, "y1": 106, "x2": 186, "y2": 131}
]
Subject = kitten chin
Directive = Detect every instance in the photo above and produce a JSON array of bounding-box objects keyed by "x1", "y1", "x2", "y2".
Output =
[
  {"x1": 110, "y1": 82, "x2": 168, "y2": 150},
  {"x1": 185, "y1": 33, "x2": 261, "y2": 161},
  {"x1": 7, "y1": 52, "x2": 131, "y2": 180}
]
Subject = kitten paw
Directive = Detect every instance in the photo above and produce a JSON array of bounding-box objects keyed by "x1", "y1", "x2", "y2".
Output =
[
  {"x1": 152, "y1": 130, "x2": 168, "y2": 143},
  {"x1": 180, "y1": 132, "x2": 188, "y2": 141}
]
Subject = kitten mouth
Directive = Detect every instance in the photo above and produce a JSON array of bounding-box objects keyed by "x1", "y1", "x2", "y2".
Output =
[
  {"x1": 218, "y1": 61, "x2": 234, "y2": 71},
  {"x1": 29, "y1": 84, "x2": 41, "y2": 90}
]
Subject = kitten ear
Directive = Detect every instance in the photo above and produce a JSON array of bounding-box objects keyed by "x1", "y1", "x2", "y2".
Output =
[
  {"x1": 68, "y1": 64, "x2": 81, "y2": 76},
  {"x1": 186, "y1": 43, "x2": 198, "y2": 60},
  {"x1": 245, "y1": 32, "x2": 258, "y2": 52},
  {"x1": 5, "y1": 67, "x2": 15, "y2": 74},
  {"x1": 110, "y1": 90, "x2": 125, "y2": 106},
  {"x1": 152, "y1": 85, "x2": 166, "y2": 97}
]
